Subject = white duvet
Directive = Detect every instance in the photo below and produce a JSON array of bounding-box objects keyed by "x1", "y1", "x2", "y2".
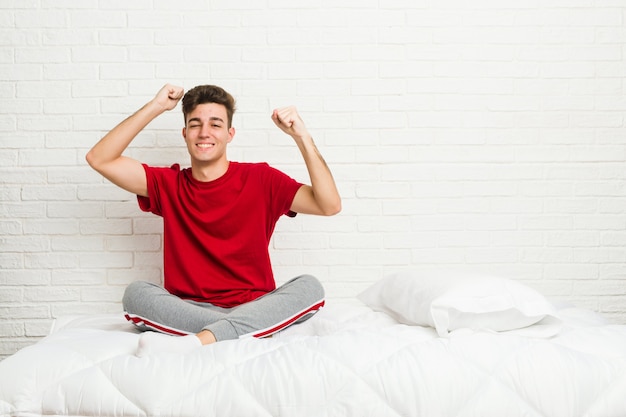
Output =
[{"x1": 1, "y1": 301, "x2": 626, "y2": 417}]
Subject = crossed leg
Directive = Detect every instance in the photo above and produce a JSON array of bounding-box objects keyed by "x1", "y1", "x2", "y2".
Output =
[{"x1": 122, "y1": 274, "x2": 325, "y2": 356}]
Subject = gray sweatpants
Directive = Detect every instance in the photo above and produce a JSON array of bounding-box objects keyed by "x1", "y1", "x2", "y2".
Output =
[{"x1": 122, "y1": 274, "x2": 325, "y2": 341}]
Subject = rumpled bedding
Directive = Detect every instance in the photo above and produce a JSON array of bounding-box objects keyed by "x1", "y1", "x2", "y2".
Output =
[{"x1": 1, "y1": 301, "x2": 626, "y2": 417}]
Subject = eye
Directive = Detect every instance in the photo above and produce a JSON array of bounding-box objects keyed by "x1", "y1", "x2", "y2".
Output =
[{"x1": 211, "y1": 123, "x2": 222, "y2": 128}]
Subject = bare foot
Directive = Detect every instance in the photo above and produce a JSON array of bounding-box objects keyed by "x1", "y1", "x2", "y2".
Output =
[{"x1": 135, "y1": 332, "x2": 202, "y2": 357}]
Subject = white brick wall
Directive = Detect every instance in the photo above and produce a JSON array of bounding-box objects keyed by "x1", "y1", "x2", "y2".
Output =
[{"x1": 1, "y1": 0, "x2": 626, "y2": 358}]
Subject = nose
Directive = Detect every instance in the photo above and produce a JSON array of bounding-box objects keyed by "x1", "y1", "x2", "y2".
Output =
[{"x1": 199, "y1": 122, "x2": 210, "y2": 137}]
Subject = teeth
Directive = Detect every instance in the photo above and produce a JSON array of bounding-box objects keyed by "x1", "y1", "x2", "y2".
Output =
[{"x1": 197, "y1": 143, "x2": 214, "y2": 148}]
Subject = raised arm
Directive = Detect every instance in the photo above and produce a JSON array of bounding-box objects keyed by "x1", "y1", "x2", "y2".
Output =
[
  {"x1": 86, "y1": 84, "x2": 184, "y2": 197},
  {"x1": 271, "y1": 106, "x2": 341, "y2": 216}
]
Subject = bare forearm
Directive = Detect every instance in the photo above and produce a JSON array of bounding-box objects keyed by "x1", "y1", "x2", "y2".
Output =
[
  {"x1": 295, "y1": 134, "x2": 341, "y2": 216},
  {"x1": 86, "y1": 100, "x2": 164, "y2": 169},
  {"x1": 85, "y1": 84, "x2": 184, "y2": 197},
  {"x1": 87, "y1": 84, "x2": 183, "y2": 170},
  {"x1": 271, "y1": 106, "x2": 341, "y2": 216}
]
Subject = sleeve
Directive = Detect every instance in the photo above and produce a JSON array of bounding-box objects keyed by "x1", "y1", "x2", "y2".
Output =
[
  {"x1": 136, "y1": 164, "x2": 180, "y2": 216},
  {"x1": 261, "y1": 163, "x2": 304, "y2": 219}
]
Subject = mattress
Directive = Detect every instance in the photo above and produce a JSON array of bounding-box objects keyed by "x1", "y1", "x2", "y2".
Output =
[{"x1": 1, "y1": 300, "x2": 626, "y2": 417}]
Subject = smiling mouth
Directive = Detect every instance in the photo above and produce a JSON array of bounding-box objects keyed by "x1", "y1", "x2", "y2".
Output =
[{"x1": 196, "y1": 143, "x2": 215, "y2": 149}]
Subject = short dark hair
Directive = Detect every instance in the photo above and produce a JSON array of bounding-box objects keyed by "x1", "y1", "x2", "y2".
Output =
[{"x1": 182, "y1": 85, "x2": 236, "y2": 127}]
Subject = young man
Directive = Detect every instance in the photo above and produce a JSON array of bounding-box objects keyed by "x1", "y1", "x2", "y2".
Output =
[{"x1": 86, "y1": 84, "x2": 341, "y2": 356}]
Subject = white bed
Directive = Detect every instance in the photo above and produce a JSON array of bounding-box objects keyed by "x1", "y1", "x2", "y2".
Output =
[{"x1": 2, "y1": 271, "x2": 626, "y2": 417}]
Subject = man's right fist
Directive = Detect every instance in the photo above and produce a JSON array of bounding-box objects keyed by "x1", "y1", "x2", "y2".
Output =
[{"x1": 155, "y1": 84, "x2": 184, "y2": 111}]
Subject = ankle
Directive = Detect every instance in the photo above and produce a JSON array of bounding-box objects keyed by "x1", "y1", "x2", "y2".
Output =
[{"x1": 196, "y1": 330, "x2": 217, "y2": 345}]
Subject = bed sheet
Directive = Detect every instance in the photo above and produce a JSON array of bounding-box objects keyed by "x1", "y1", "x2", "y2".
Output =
[{"x1": 1, "y1": 301, "x2": 626, "y2": 417}]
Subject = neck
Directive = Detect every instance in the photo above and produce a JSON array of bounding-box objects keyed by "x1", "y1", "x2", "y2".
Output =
[{"x1": 191, "y1": 159, "x2": 230, "y2": 182}]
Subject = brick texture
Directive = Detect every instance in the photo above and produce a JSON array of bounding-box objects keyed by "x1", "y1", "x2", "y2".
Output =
[{"x1": 1, "y1": 0, "x2": 626, "y2": 359}]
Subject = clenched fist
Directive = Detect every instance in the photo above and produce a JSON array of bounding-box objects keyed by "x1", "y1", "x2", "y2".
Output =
[
  {"x1": 271, "y1": 106, "x2": 310, "y2": 140},
  {"x1": 154, "y1": 84, "x2": 184, "y2": 112}
]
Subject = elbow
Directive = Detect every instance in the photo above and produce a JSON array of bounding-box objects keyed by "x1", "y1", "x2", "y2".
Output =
[
  {"x1": 85, "y1": 149, "x2": 103, "y2": 172},
  {"x1": 322, "y1": 198, "x2": 342, "y2": 216},
  {"x1": 85, "y1": 150, "x2": 95, "y2": 168}
]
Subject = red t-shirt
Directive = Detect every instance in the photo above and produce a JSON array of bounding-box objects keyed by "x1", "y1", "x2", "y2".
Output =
[{"x1": 137, "y1": 162, "x2": 303, "y2": 308}]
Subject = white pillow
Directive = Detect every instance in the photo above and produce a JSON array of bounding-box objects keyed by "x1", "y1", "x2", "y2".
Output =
[{"x1": 357, "y1": 270, "x2": 559, "y2": 337}]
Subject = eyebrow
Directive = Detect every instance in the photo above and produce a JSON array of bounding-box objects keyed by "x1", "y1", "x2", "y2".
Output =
[{"x1": 187, "y1": 116, "x2": 225, "y2": 124}]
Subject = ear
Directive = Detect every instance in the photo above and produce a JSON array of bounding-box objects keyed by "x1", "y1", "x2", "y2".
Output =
[
  {"x1": 182, "y1": 127, "x2": 187, "y2": 139},
  {"x1": 227, "y1": 127, "x2": 235, "y2": 143}
]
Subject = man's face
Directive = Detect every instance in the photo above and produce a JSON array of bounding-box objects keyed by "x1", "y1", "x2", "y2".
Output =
[{"x1": 182, "y1": 102, "x2": 235, "y2": 165}]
